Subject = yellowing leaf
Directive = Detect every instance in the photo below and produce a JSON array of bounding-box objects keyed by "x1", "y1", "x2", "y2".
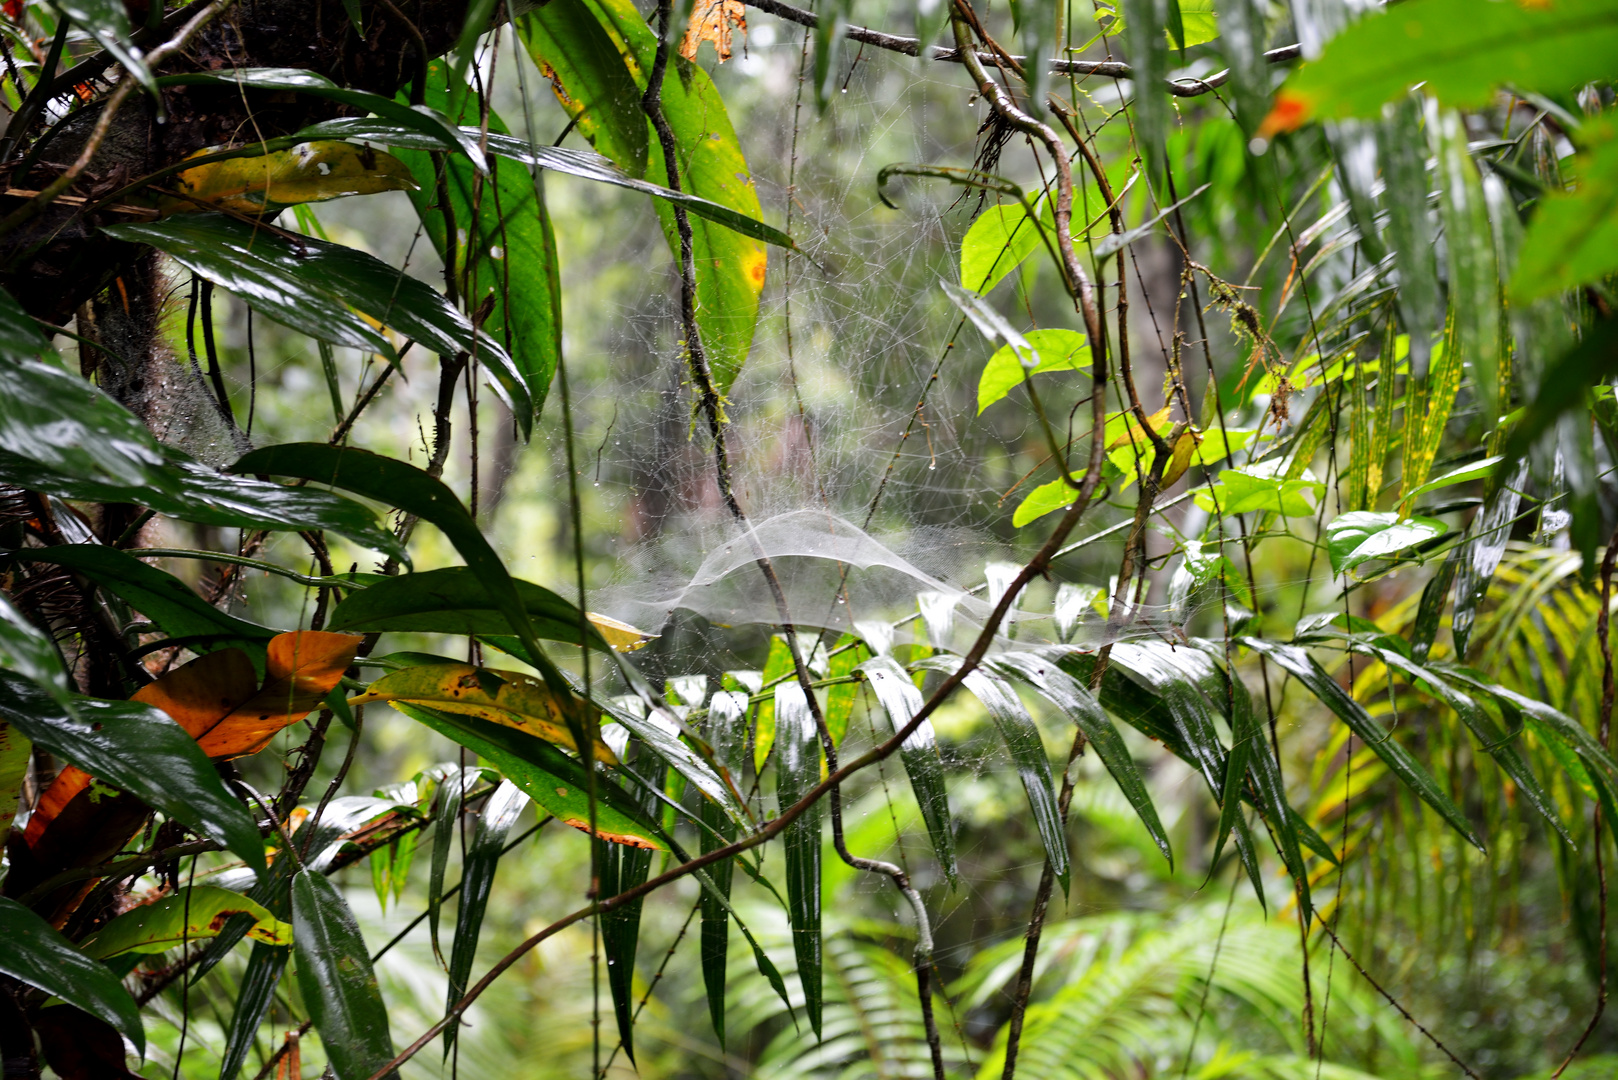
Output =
[
  {"x1": 350, "y1": 663, "x2": 616, "y2": 763},
  {"x1": 83, "y1": 886, "x2": 291, "y2": 959},
  {"x1": 161, "y1": 141, "x2": 417, "y2": 215},
  {"x1": 680, "y1": 0, "x2": 747, "y2": 61}
]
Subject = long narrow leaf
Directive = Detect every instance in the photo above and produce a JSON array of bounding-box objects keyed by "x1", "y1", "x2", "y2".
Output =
[
  {"x1": 292, "y1": 870, "x2": 396, "y2": 1080},
  {"x1": 774, "y1": 682, "x2": 823, "y2": 1037},
  {"x1": 444, "y1": 781, "x2": 530, "y2": 1054},
  {"x1": 857, "y1": 656, "x2": 959, "y2": 886}
]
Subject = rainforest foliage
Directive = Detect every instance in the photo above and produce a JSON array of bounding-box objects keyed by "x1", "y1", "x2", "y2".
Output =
[{"x1": 0, "y1": 0, "x2": 1615, "y2": 1075}]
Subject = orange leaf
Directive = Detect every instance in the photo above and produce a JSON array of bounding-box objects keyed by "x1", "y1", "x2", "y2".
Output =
[
  {"x1": 1258, "y1": 91, "x2": 1313, "y2": 139},
  {"x1": 130, "y1": 631, "x2": 361, "y2": 760},
  {"x1": 679, "y1": 0, "x2": 747, "y2": 62},
  {"x1": 197, "y1": 631, "x2": 361, "y2": 758}
]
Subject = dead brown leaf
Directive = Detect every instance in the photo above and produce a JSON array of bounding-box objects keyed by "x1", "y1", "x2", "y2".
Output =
[{"x1": 680, "y1": 0, "x2": 747, "y2": 62}]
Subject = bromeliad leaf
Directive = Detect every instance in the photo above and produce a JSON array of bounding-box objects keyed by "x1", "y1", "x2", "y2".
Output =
[
  {"x1": 1325, "y1": 511, "x2": 1446, "y2": 575},
  {"x1": 0, "y1": 897, "x2": 145, "y2": 1056},
  {"x1": 83, "y1": 886, "x2": 292, "y2": 959},
  {"x1": 0, "y1": 359, "x2": 404, "y2": 557},
  {"x1": 0, "y1": 673, "x2": 266, "y2": 874},
  {"x1": 102, "y1": 215, "x2": 531, "y2": 423}
]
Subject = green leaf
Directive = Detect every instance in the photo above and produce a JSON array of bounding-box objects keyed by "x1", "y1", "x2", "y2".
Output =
[
  {"x1": 292, "y1": 869, "x2": 396, "y2": 1080},
  {"x1": 0, "y1": 674, "x2": 266, "y2": 874},
  {"x1": 51, "y1": 0, "x2": 156, "y2": 100},
  {"x1": 527, "y1": 0, "x2": 768, "y2": 391},
  {"x1": 1195, "y1": 462, "x2": 1324, "y2": 517},
  {"x1": 1376, "y1": 100, "x2": 1442, "y2": 376},
  {"x1": 102, "y1": 214, "x2": 531, "y2": 426},
  {"x1": 84, "y1": 886, "x2": 290, "y2": 959},
  {"x1": 960, "y1": 201, "x2": 1047, "y2": 295},
  {"x1": 1242, "y1": 639, "x2": 1482, "y2": 849},
  {"x1": 960, "y1": 670, "x2": 1069, "y2": 893},
  {"x1": 0, "y1": 285, "x2": 51, "y2": 361},
  {"x1": 1013, "y1": 476, "x2": 1084, "y2": 528},
  {"x1": 1513, "y1": 124, "x2": 1618, "y2": 301},
  {"x1": 1266, "y1": 0, "x2": 1618, "y2": 127},
  {"x1": 444, "y1": 781, "x2": 529, "y2": 1054},
  {"x1": 699, "y1": 690, "x2": 748, "y2": 1047},
  {"x1": 752, "y1": 634, "x2": 793, "y2": 771},
  {"x1": 394, "y1": 701, "x2": 665, "y2": 849},
  {"x1": 516, "y1": 0, "x2": 649, "y2": 177},
  {"x1": 0, "y1": 591, "x2": 70, "y2": 705},
  {"x1": 859, "y1": 657, "x2": 959, "y2": 887},
  {"x1": 1411, "y1": 545, "x2": 1460, "y2": 663},
  {"x1": 978, "y1": 328, "x2": 1092, "y2": 414},
  {"x1": 387, "y1": 63, "x2": 559, "y2": 433},
  {"x1": 1324, "y1": 511, "x2": 1445, "y2": 575},
  {"x1": 0, "y1": 897, "x2": 145, "y2": 1056},
  {"x1": 1403, "y1": 455, "x2": 1504, "y2": 502},
  {"x1": 1357, "y1": 643, "x2": 1570, "y2": 844},
  {"x1": 428, "y1": 768, "x2": 473, "y2": 965},
  {"x1": 0, "y1": 357, "x2": 404, "y2": 557},
  {"x1": 596, "y1": 694, "x2": 750, "y2": 831},
  {"x1": 598, "y1": 748, "x2": 660, "y2": 1064},
  {"x1": 822, "y1": 636, "x2": 867, "y2": 747},
  {"x1": 328, "y1": 565, "x2": 623, "y2": 652},
  {"x1": 14, "y1": 546, "x2": 273, "y2": 658},
  {"x1": 1452, "y1": 459, "x2": 1528, "y2": 657},
  {"x1": 157, "y1": 68, "x2": 487, "y2": 171},
  {"x1": 233, "y1": 444, "x2": 571, "y2": 704},
  {"x1": 1434, "y1": 107, "x2": 1501, "y2": 418},
  {"x1": 993, "y1": 651, "x2": 1172, "y2": 865},
  {"x1": 773, "y1": 682, "x2": 823, "y2": 1037},
  {"x1": 218, "y1": 943, "x2": 290, "y2": 1080}
]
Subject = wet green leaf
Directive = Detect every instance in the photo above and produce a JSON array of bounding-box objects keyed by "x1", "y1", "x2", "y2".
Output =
[
  {"x1": 0, "y1": 358, "x2": 403, "y2": 556},
  {"x1": 103, "y1": 215, "x2": 530, "y2": 424},
  {"x1": 444, "y1": 781, "x2": 529, "y2": 1054},
  {"x1": 292, "y1": 869, "x2": 396, "y2": 1080},
  {"x1": 994, "y1": 651, "x2": 1172, "y2": 865},
  {"x1": 1325, "y1": 511, "x2": 1445, "y2": 574},
  {"x1": 1514, "y1": 124, "x2": 1618, "y2": 302},
  {"x1": 0, "y1": 285, "x2": 50, "y2": 361},
  {"x1": 960, "y1": 670, "x2": 1069, "y2": 893},
  {"x1": 218, "y1": 943, "x2": 290, "y2": 1080},
  {"x1": 859, "y1": 657, "x2": 958, "y2": 886},
  {"x1": 1435, "y1": 108, "x2": 1501, "y2": 419},
  {"x1": 773, "y1": 681, "x2": 822, "y2": 1037},
  {"x1": 157, "y1": 68, "x2": 487, "y2": 171},
  {"x1": 699, "y1": 689, "x2": 748, "y2": 1046},
  {"x1": 52, "y1": 0, "x2": 155, "y2": 99},
  {"x1": 14, "y1": 546, "x2": 273, "y2": 659},
  {"x1": 0, "y1": 591, "x2": 71, "y2": 706},
  {"x1": 390, "y1": 64, "x2": 559, "y2": 433},
  {"x1": 597, "y1": 695, "x2": 750, "y2": 831},
  {"x1": 1377, "y1": 100, "x2": 1442, "y2": 376},
  {"x1": 234, "y1": 444, "x2": 573, "y2": 704},
  {"x1": 394, "y1": 701, "x2": 665, "y2": 849},
  {"x1": 517, "y1": 0, "x2": 649, "y2": 177},
  {"x1": 428, "y1": 767, "x2": 474, "y2": 966},
  {"x1": 328, "y1": 565, "x2": 650, "y2": 653},
  {"x1": 0, "y1": 674, "x2": 265, "y2": 874},
  {"x1": 524, "y1": 0, "x2": 768, "y2": 391},
  {"x1": 1243, "y1": 639, "x2": 1481, "y2": 848},
  {"x1": 0, "y1": 897, "x2": 144, "y2": 1056}
]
